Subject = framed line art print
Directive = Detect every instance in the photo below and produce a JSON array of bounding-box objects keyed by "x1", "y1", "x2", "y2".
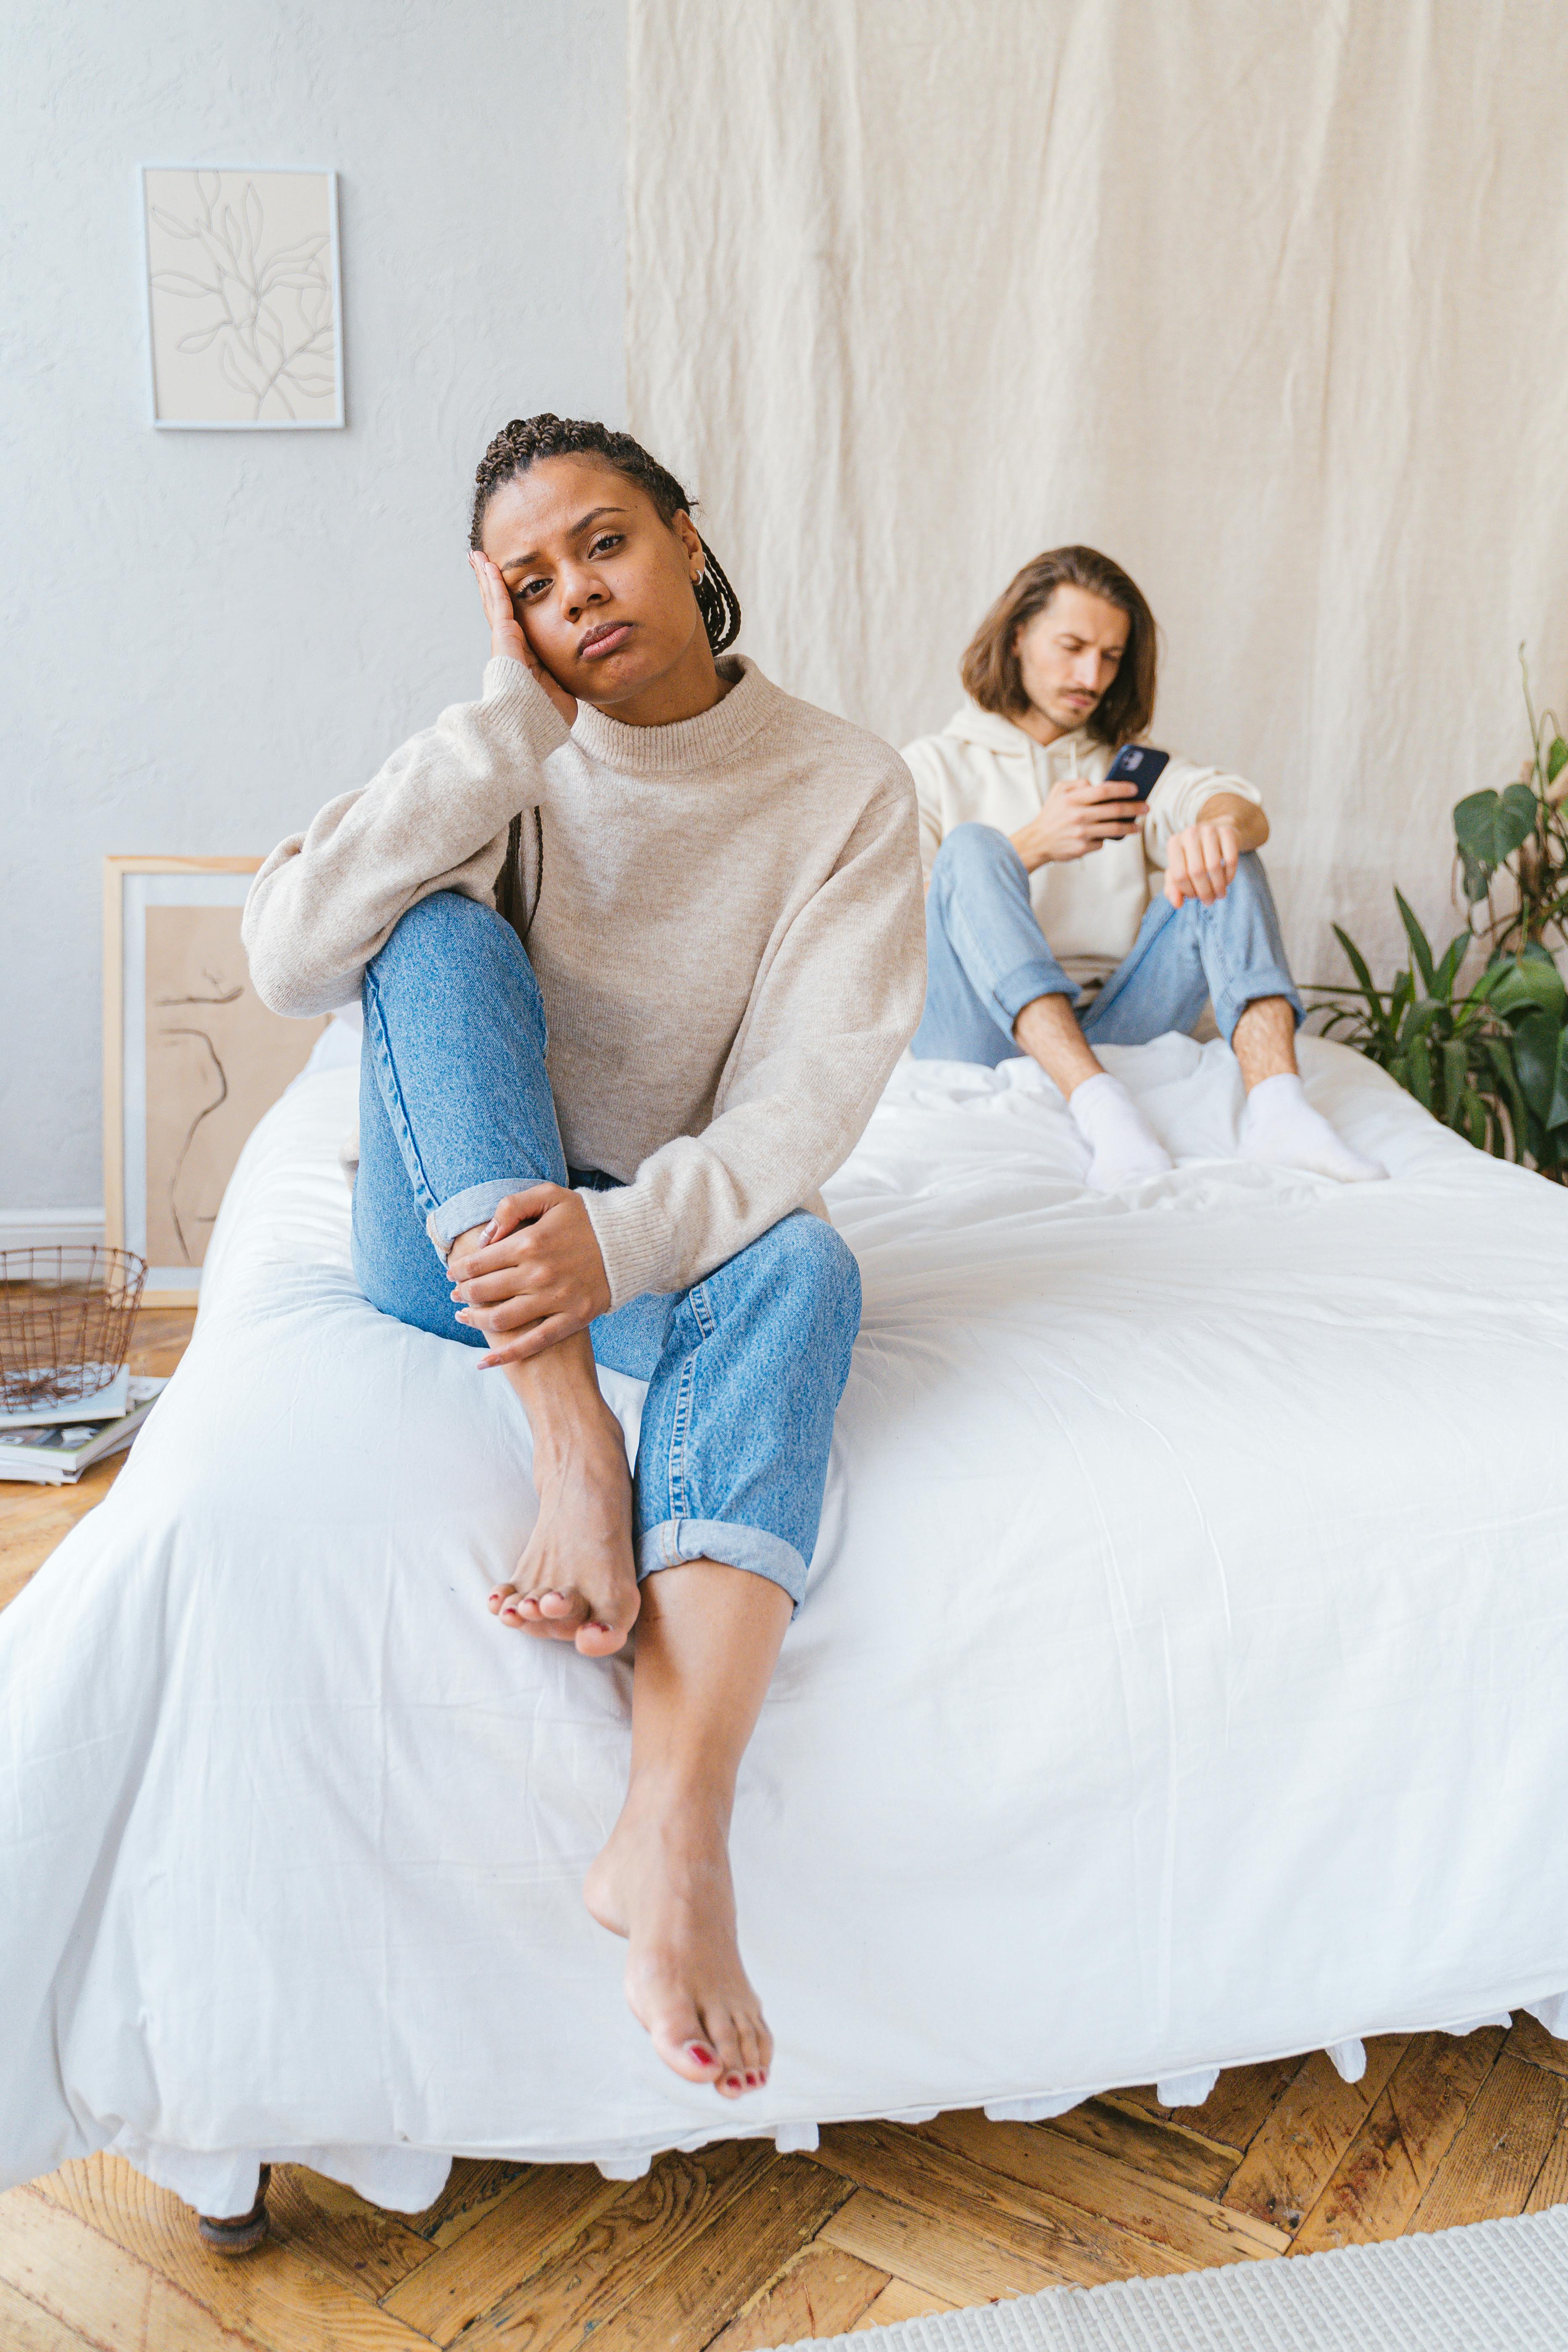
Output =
[
  {"x1": 139, "y1": 165, "x2": 344, "y2": 428},
  {"x1": 104, "y1": 858, "x2": 330, "y2": 1301}
]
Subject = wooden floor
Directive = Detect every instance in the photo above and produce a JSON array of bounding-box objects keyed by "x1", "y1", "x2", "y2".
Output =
[{"x1": 3, "y1": 1311, "x2": 1565, "y2": 2349}]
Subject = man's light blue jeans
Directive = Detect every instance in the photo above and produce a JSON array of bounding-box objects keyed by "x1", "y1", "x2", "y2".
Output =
[
  {"x1": 351, "y1": 892, "x2": 859, "y2": 1610},
  {"x1": 911, "y1": 824, "x2": 1304, "y2": 1066}
]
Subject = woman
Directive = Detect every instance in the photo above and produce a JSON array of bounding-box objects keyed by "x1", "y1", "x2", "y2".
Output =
[
  {"x1": 244, "y1": 414, "x2": 925, "y2": 2097},
  {"x1": 904, "y1": 545, "x2": 1382, "y2": 1186}
]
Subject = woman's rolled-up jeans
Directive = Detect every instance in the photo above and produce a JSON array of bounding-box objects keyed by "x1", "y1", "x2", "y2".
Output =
[{"x1": 351, "y1": 892, "x2": 859, "y2": 1611}]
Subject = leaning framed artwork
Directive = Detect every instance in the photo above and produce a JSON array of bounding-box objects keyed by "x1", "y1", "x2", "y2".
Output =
[
  {"x1": 139, "y1": 164, "x2": 344, "y2": 428},
  {"x1": 103, "y1": 858, "x2": 330, "y2": 1302}
]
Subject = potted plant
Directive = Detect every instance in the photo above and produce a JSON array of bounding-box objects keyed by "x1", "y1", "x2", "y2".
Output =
[{"x1": 1311, "y1": 656, "x2": 1568, "y2": 1177}]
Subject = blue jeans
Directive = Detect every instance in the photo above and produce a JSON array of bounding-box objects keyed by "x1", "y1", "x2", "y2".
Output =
[
  {"x1": 911, "y1": 824, "x2": 1304, "y2": 1066},
  {"x1": 350, "y1": 892, "x2": 860, "y2": 1609}
]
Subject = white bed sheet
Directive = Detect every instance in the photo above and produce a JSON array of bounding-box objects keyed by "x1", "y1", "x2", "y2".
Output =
[{"x1": 5, "y1": 1033, "x2": 1568, "y2": 2217}]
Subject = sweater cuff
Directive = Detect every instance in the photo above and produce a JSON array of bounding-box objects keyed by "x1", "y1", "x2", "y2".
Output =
[
  {"x1": 481, "y1": 656, "x2": 574, "y2": 764},
  {"x1": 580, "y1": 1183, "x2": 680, "y2": 1310}
]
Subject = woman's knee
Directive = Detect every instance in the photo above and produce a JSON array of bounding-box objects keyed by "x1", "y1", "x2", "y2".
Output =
[
  {"x1": 751, "y1": 1213, "x2": 861, "y2": 1353},
  {"x1": 368, "y1": 889, "x2": 529, "y2": 995},
  {"x1": 364, "y1": 890, "x2": 545, "y2": 1056}
]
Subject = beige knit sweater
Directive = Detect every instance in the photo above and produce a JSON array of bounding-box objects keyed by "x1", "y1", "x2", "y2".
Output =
[{"x1": 243, "y1": 656, "x2": 926, "y2": 1307}]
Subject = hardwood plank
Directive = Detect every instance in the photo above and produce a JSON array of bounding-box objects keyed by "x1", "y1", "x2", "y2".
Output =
[
  {"x1": 1043, "y1": 2098, "x2": 1238, "y2": 2200},
  {"x1": 1222, "y1": 2040, "x2": 1408, "y2": 2234},
  {"x1": 525, "y1": 2153, "x2": 850, "y2": 2352},
  {"x1": 0, "y1": 2186, "x2": 265, "y2": 2352},
  {"x1": 0, "y1": 2273, "x2": 105, "y2": 2352},
  {"x1": 917, "y1": 2111, "x2": 1287, "y2": 2267},
  {"x1": 818, "y1": 2189, "x2": 1057, "y2": 2306},
  {"x1": 29, "y1": 2162, "x2": 433, "y2": 2351},
  {"x1": 811, "y1": 2120, "x2": 1191, "y2": 2287},
  {"x1": 1292, "y1": 2029, "x2": 1507, "y2": 2254},
  {"x1": 1523, "y1": 2113, "x2": 1568, "y2": 2216},
  {"x1": 1502, "y1": 2012, "x2": 1568, "y2": 2082},
  {"x1": 379, "y1": 2160, "x2": 620, "y2": 2339},
  {"x1": 704, "y1": 2244, "x2": 889, "y2": 2350},
  {"x1": 1412, "y1": 2053, "x2": 1568, "y2": 2231},
  {"x1": 263, "y1": 2169, "x2": 433, "y2": 2303},
  {"x1": 388, "y1": 2141, "x2": 793, "y2": 2350},
  {"x1": 850, "y1": 2275, "x2": 957, "y2": 2331},
  {"x1": 1111, "y1": 2055, "x2": 1307, "y2": 2155},
  {"x1": 406, "y1": 2160, "x2": 528, "y2": 2249}
]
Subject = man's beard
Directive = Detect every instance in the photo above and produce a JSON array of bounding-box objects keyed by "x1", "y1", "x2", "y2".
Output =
[{"x1": 1046, "y1": 691, "x2": 1100, "y2": 730}]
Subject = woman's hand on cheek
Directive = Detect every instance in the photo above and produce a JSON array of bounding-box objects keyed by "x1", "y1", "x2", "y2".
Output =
[
  {"x1": 469, "y1": 552, "x2": 577, "y2": 727},
  {"x1": 448, "y1": 1184, "x2": 612, "y2": 1366}
]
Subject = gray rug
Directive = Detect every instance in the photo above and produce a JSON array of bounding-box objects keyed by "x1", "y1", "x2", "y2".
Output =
[{"x1": 788, "y1": 2206, "x2": 1568, "y2": 2349}]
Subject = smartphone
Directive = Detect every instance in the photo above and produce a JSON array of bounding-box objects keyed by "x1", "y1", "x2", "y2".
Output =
[{"x1": 1105, "y1": 743, "x2": 1171, "y2": 802}]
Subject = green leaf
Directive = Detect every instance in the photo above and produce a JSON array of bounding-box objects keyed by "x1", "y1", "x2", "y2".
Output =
[
  {"x1": 1454, "y1": 783, "x2": 1538, "y2": 872},
  {"x1": 1549, "y1": 1028, "x2": 1568, "y2": 1133},
  {"x1": 1395, "y1": 891, "x2": 1437, "y2": 990},
  {"x1": 1403, "y1": 998, "x2": 1444, "y2": 1045},
  {"x1": 1511, "y1": 1009, "x2": 1563, "y2": 1122},
  {"x1": 1458, "y1": 848, "x2": 1492, "y2": 904},
  {"x1": 1550, "y1": 737, "x2": 1568, "y2": 783},
  {"x1": 1439, "y1": 1037, "x2": 1469, "y2": 1121},
  {"x1": 1432, "y1": 930, "x2": 1473, "y2": 999},
  {"x1": 1403, "y1": 1034, "x2": 1434, "y2": 1109},
  {"x1": 1481, "y1": 1038, "x2": 1530, "y2": 1156},
  {"x1": 1332, "y1": 924, "x2": 1380, "y2": 1004},
  {"x1": 1488, "y1": 954, "x2": 1567, "y2": 1025},
  {"x1": 1504, "y1": 779, "x2": 1541, "y2": 834}
]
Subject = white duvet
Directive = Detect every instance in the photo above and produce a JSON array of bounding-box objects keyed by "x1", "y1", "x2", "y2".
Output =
[{"x1": 5, "y1": 1033, "x2": 1568, "y2": 2219}]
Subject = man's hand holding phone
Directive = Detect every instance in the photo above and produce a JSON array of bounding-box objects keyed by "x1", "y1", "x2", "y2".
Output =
[{"x1": 1010, "y1": 775, "x2": 1143, "y2": 873}]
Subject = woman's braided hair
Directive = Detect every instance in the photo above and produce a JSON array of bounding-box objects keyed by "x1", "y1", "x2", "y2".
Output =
[{"x1": 468, "y1": 413, "x2": 742, "y2": 654}]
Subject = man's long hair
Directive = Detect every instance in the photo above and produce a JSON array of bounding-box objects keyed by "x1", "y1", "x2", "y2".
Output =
[{"x1": 960, "y1": 545, "x2": 1158, "y2": 746}]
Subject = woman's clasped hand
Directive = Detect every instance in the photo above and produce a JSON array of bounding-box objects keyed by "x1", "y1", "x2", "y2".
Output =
[{"x1": 449, "y1": 1185, "x2": 613, "y2": 1365}]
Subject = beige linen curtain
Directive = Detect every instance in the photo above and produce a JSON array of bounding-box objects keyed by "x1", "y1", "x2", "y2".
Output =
[{"x1": 627, "y1": 0, "x2": 1568, "y2": 981}]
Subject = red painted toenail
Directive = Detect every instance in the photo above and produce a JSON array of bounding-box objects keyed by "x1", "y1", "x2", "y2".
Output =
[
  {"x1": 688, "y1": 2044, "x2": 714, "y2": 2066},
  {"x1": 725, "y1": 2075, "x2": 743, "y2": 2091}
]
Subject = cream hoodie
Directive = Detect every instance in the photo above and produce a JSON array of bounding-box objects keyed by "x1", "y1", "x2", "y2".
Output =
[{"x1": 902, "y1": 703, "x2": 1263, "y2": 987}]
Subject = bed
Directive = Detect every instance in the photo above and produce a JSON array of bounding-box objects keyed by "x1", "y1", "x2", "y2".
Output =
[{"x1": 5, "y1": 1028, "x2": 1568, "y2": 2221}]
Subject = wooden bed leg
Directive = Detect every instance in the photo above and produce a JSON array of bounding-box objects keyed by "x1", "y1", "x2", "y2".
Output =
[{"x1": 196, "y1": 2162, "x2": 271, "y2": 2255}]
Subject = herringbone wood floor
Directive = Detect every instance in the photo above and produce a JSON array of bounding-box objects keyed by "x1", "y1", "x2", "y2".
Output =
[{"x1": 3, "y1": 1310, "x2": 1565, "y2": 2349}]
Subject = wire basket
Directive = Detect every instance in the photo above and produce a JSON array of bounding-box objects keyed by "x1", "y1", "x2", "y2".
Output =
[{"x1": 0, "y1": 1247, "x2": 148, "y2": 1412}]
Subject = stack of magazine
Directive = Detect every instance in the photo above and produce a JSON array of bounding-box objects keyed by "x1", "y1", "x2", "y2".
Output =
[{"x1": 0, "y1": 1365, "x2": 170, "y2": 1486}]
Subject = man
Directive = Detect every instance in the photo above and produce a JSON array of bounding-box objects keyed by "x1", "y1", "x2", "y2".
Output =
[{"x1": 902, "y1": 544, "x2": 1383, "y2": 1187}]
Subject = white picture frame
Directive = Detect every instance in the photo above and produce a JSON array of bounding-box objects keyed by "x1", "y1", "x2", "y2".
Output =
[
  {"x1": 139, "y1": 164, "x2": 344, "y2": 430},
  {"x1": 103, "y1": 858, "x2": 330, "y2": 1301}
]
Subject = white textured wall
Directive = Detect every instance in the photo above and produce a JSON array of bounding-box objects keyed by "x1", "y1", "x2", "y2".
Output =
[
  {"x1": 2, "y1": 0, "x2": 625, "y2": 1210},
  {"x1": 628, "y1": 0, "x2": 1568, "y2": 992}
]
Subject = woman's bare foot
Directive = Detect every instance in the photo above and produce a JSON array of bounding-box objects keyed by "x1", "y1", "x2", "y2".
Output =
[
  {"x1": 489, "y1": 1398, "x2": 640, "y2": 1657},
  {"x1": 583, "y1": 1769, "x2": 772, "y2": 2097}
]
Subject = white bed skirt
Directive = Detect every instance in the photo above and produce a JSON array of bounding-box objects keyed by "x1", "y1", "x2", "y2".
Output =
[{"x1": 5, "y1": 1032, "x2": 1568, "y2": 2215}]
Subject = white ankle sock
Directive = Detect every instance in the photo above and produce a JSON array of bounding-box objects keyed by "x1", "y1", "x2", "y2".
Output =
[
  {"x1": 1240, "y1": 1072, "x2": 1387, "y2": 1182},
  {"x1": 1069, "y1": 1072, "x2": 1174, "y2": 1190}
]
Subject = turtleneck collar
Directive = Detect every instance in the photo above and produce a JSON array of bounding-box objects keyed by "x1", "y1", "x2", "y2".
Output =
[{"x1": 570, "y1": 655, "x2": 777, "y2": 776}]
